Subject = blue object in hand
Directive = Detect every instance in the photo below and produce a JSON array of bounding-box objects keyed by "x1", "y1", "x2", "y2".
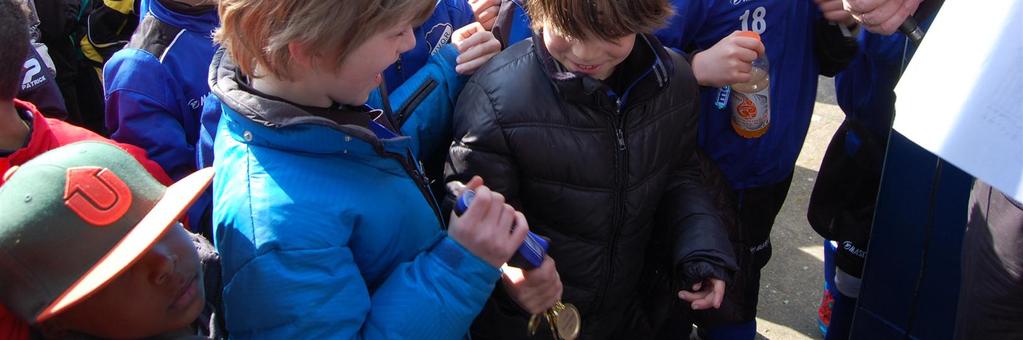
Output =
[{"x1": 455, "y1": 190, "x2": 549, "y2": 269}]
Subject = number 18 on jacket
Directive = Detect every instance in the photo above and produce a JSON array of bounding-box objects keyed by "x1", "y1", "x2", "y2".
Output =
[{"x1": 455, "y1": 190, "x2": 549, "y2": 269}]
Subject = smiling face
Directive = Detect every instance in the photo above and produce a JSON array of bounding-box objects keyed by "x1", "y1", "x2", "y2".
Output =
[
  {"x1": 542, "y1": 25, "x2": 636, "y2": 80},
  {"x1": 53, "y1": 223, "x2": 204, "y2": 338}
]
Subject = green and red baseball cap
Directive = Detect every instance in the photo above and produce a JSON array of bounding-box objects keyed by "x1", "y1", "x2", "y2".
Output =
[{"x1": 0, "y1": 141, "x2": 214, "y2": 323}]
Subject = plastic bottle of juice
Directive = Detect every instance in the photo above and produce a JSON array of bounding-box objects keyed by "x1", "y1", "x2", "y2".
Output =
[{"x1": 730, "y1": 31, "x2": 770, "y2": 138}]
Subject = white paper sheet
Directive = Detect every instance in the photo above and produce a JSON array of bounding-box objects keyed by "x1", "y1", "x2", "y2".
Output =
[{"x1": 893, "y1": 0, "x2": 1023, "y2": 202}]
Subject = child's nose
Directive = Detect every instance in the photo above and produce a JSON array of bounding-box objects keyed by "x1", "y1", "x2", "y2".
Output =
[
  {"x1": 143, "y1": 244, "x2": 178, "y2": 285},
  {"x1": 399, "y1": 28, "x2": 416, "y2": 54},
  {"x1": 570, "y1": 42, "x2": 600, "y2": 62}
]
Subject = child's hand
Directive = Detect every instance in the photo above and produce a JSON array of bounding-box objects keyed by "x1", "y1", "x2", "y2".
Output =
[
  {"x1": 448, "y1": 176, "x2": 529, "y2": 268},
  {"x1": 501, "y1": 256, "x2": 563, "y2": 314},
  {"x1": 816, "y1": 0, "x2": 857, "y2": 26},
  {"x1": 452, "y1": 22, "x2": 502, "y2": 75},
  {"x1": 678, "y1": 278, "x2": 726, "y2": 310},
  {"x1": 691, "y1": 31, "x2": 765, "y2": 88},
  {"x1": 469, "y1": 0, "x2": 502, "y2": 31}
]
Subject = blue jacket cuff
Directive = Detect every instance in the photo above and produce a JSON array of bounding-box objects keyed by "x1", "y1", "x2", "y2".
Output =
[
  {"x1": 432, "y1": 236, "x2": 501, "y2": 283},
  {"x1": 436, "y1": 44, "x2": 461, "y2": 69}
]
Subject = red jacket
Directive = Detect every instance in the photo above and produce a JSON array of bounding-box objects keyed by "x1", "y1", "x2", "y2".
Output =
[
  {"x1": 1, "y1": 100, "x2": 172, "y2": 185},
  {"x1": 0, "y1": 99, "x2": 172, "y2": 338}
]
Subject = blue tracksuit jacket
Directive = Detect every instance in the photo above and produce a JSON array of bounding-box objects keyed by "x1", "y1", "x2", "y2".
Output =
[
  {"x1": 657, "y1": 0, "x2": 823, "y2": 190},
  {"x1": 383, "y1": 0, "x2": 474, "y2": 90},
  {"x1": 103, "y1": 0, "x2": 217, "y2": 180}
]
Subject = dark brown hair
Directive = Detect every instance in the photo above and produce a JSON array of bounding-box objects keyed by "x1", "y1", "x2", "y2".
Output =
[
  {"x1": 526, "y1": 0, "x2": 675, "y2": 41},
  {"x1": 0, "y1": 0, "x2": 31, "y2": 100}
]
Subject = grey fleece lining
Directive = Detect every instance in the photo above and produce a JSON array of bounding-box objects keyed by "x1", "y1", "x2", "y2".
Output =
[{"x1": 206, "y1": 48, "x2": 383, "y2": 145}]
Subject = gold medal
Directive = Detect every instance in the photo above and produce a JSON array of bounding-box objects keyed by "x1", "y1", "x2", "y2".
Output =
[
  {"x1": 551, "y1": 302, "x2": 580, "y2": 340},
  {"x1": 528, "y1": 313, "x2": 541, "y2": 336},
  {"x1": 546, "y1": 309, "x2": 559, "y2": 339},
  {"x1": 524, "y1": 301, "x2": 582, "y2": 339}
]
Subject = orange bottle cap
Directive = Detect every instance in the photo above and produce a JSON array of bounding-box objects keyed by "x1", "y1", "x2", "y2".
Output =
[{"x1": 737, "y1": 31, "x2": 761, "y2": 41}]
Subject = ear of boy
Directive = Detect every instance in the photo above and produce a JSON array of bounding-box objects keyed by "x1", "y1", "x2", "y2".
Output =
[{"x1": 249, "y1": 42, "x2": 335, "y2": 108}]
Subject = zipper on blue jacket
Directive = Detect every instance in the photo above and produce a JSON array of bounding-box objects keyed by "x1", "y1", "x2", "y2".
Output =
[
  {"x1": 395, "y1": 79, "x2": 438, "y2": 128},
  {"x1": 383, "y1": 151, "x2": 446, "y2": 227}
]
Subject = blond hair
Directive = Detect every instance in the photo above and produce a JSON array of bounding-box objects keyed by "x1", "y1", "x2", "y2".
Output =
[
  {"x1": 215, "y1": 0, "x2": 434, "y2": 80},
  {"x1": 527, "y1": 0, "x2": 674, "y2": 41}
]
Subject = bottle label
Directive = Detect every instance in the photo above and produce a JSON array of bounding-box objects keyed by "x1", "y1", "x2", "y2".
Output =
[{"x1": 730, "y1": 86, "x2": 770, "y2": 133}]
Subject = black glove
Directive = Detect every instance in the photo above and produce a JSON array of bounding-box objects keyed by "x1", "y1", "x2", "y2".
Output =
[{"x1": 675, "y1": 259, "x2": 734, "y2": 293}]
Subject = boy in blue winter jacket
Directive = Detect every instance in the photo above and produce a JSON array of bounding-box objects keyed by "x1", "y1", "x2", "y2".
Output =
[
  {"x1": 209, "y1": 0, "x2": 522, "y2": 337},
  {"x1": 195, "y1": 0, "x2": 502, "y2": 172},
  {"x1": 654, "y1": 0, "x2": 856, "y2": 337}
]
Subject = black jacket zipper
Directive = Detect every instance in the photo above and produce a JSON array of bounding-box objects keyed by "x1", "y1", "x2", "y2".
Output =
[{"x1": 597, "y1": 96, "x2": 629, "y2": 310}]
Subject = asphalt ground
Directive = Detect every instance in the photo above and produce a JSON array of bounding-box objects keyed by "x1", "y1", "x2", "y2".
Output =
[{"x1": 752, "y1": 76, "x2": 844, "y2": 340}]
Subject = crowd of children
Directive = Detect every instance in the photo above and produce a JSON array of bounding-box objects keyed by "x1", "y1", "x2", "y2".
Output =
[{"x1": 3, "y1": 0, "x2": 990, "y2": 339}]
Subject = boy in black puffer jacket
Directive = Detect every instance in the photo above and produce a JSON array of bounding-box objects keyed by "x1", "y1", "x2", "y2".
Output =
[{"x1": 445, "y1": 0, "x2": 737, "y2": 338}]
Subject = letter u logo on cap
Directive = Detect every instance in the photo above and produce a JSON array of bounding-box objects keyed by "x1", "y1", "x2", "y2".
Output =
[{"x1": 64, "y1": 167, "x2": 133, "y2": 226}]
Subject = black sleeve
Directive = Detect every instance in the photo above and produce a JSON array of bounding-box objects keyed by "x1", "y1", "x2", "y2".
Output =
[
  {"x1": 490, "y1": 0, "x2": 517, "y2": 50},
  {"x1": 33, "y1": 0, "x2": 81, "y2": 95},
  {"x1": 17, "y1": 42, "x2": 69, "y2": 119},
  {"x1": 656, "y1": 150, "x2": 739, "y2": 290},
  {"x1": 652, "y1": 81, "x2": 738, "y2": 290},
  {"x1": 444, "y1": 80, "x2": 522, "y2": 210},
  {"x1": 814, "y1": 18, "x2": 860, "y2": 77},
  {"x1": 445, "y1": 76, "x2": 536, "y2": 334}
]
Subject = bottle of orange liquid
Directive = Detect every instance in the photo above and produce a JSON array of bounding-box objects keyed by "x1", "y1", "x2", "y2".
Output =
[{"x1": 730, "y1": 31, "x2": 770, "y2": 138}]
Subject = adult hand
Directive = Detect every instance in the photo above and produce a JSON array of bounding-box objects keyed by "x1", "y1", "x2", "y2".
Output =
[
  {"x1": 448, "y1": 176, "x2": 529, "y2": 268},
  {"x1": 502, "y1": 256, "x2": 563, "y2": 314},
  {"x1": 452, "y1": 22, "x2": 503, "y2": 75},
  {"x1": 691, "y1": 31, "x2": 765, "y2": 87},
  {"x1": 816, "y1": 0, "x2": 857, "y2": 26},
  {"x1": 678, "y1": 278, "x2": 726, "y2": 310},
  {"x1": 843, "y1": 0, "x2": 923, "y2": 35},
  {"x1": 469, "y1": 0, "x2": 502, "y2": 31}
]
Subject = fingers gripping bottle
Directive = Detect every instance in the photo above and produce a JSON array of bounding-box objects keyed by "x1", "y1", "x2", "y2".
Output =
[
  {"x1": 455, "y1": 190, "x2": 549, "y2": 269},
  {"x1": 730, "y1": 31, "x2": 770, "y2": 138}
]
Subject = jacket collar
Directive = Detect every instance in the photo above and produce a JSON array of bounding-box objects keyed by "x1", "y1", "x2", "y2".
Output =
[
  {"x1": 149, "y1": 0, "x2": 218, "y2": 33},
  {"x1": 208, "y1": 48, "x2": 408, "y2": 155},
  {"x1": 532, "y1": 32, "x2": 673, "y2": 111}
]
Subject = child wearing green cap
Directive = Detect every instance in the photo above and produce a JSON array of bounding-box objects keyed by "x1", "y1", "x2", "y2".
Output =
[
  {"x1": 0, "y1": 141, "x2": 221, "y2": 339},
  {"x1": 0, "y1": 2, "x2": 180, "y2": 338}
]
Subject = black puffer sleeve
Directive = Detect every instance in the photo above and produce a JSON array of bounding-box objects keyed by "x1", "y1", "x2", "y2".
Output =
[
  {"x1": 444, "y1": 78, "x2": 522, "y2": 210},
  {"x1": 653, "y1": 60, "x2": 738, "y2": 290},
  {"x1": 657, "y1": 149, "x2": 739, "y2": 290}
]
